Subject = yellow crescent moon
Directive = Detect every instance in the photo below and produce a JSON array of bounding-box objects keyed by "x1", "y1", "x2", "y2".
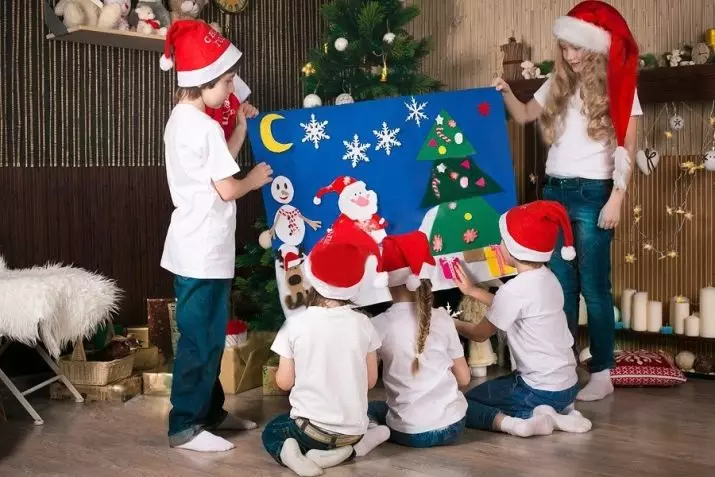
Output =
[{"x1": 260, "y1": 113, "x2": 293, "y2": 153}]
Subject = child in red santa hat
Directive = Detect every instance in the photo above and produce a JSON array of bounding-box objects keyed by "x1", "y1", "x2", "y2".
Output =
[
  {"x1": 492, "y1": 0, "x2": 641, "y2": 401},
  {"x1": 159, "y1": 20, "x2": 273, "y2": 452},
  {"x1": 367, "y1": 234, "x2": 473, "y2": 448},
  {"x1": 453, "y1": 201, "x2": 592, "y2": 437},
  {"x1": 262, "y1": 226, "x2": 391, "y2": 476}
]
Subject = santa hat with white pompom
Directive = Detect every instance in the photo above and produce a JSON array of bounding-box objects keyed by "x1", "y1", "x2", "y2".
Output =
[
  {"x1": 499, "y1": 200, "x2": 576, "y2": 262},
  {"x1": 159, "y1": 20, "x2": 242, "y2": 87}
]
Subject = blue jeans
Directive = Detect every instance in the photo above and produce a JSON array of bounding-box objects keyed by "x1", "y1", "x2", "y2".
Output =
[
  {"x1": 367, "y1": 401, "x2": 465, "y2": 448},
  {"x1": 262, "y1": 414, "x2": 357, "y2": 465},
  {"x1": 543, "y1": 177, "x2": 615, "y2": 373},
  {"x1": 464, "y1": 374, "x2": 578, "y2": 430},
  {"x1": 168, "y1": 276, "x2": 232, "y2": 447}
]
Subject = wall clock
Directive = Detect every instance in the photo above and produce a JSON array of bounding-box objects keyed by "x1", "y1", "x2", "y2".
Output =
[{"x1": 213, "y1": 0, "x2": 248, "y2": 14}]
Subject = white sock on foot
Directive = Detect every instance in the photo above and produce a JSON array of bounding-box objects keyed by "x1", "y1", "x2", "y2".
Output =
[
  {"x1": 499, "y1": 415, "x2": 554, "y2": 438},
  {"x1": 353, "y1": 425, "x2": 390, "y2": 457},
  {"x1": 533, "y1": 405, "x2": 592, "y2": 433},
  {"x1": 175, "y1": 431, "x2": 234, "y2": 452},
  {"x1": 280, "y1": 438, "x2": 323, "y2": 477},
  {"x1": 306, "y1": 446, "x2": 353, "y2": 469},
  {"x1": 215, "y1": 413, "x2": 258, "y2": 431},
  {"x1": 576, "y1": 369, "x2": 614, "y2": 401}
]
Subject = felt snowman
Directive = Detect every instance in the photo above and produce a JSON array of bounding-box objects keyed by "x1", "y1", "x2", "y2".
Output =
[{"x1": 269, "y1": 176, "x2": 321, "y2": 269}]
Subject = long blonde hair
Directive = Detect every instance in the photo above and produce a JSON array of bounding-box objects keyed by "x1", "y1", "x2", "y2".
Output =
[
  {"x1": 539, "y1": 42, "x2": 614, "y2": 147},
  {"x1": 411, "y1": 280, "x2": 433, "y2": 375}
]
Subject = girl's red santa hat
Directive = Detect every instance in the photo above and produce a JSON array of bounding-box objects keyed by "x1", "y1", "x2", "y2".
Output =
[
  {"x1": 552, "y1": 0, "x2": 639, "y2": 190},
  {"x1": 499, "y1": 200, "x2": 576, "y2": 262},
  {"x1": 159, "y1": 20, "x2": 242, "y2": 88},
  {"x1": 313, "y1": 176, "x2": 364, "y2": 205},
  {"x1": 303, "y1": 226, "x2": 388, "y2": 301},
  {"x1": 381, "y1": 233, "x2": 436, "y2": 292}
]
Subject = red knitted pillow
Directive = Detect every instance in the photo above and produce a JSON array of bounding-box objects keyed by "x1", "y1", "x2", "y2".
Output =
[{"x1": 611, "y1": 350, "x2": 686, "y2": 387}]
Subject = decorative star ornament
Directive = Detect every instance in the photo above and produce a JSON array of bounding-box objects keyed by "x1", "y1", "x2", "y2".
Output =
[
  {"x1": 435, "y1": 114, "x2": 444, "y2": 125},
  {"x1": 436, "y1": 163, "x2": 447, "y2": 173}
]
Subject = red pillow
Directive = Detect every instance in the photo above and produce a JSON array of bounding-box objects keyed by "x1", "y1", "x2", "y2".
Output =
[{"x1": 610, "y1": 350, "x2": 686, "y2": 387}]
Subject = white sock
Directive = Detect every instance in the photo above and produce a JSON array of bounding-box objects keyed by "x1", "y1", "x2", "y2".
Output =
[
  {"x1": 306, "y1": 446, "x2": 353, "y2": 469},
  {"x1": 576, "y1": 369, "x2": 614, "y2": 401},
  {"x1": 215, "y1": 413, "x2": 258, "y2": 431},
  {"x1": 353, "y1": 425, "x2": 390, "y2": 457},
  {"x1": 498, "y1": 415, "x2": 554, "y2": 438},
  {"x1": 175, "y1": 430, "x2": 234, "y2": 452},
  {"x1": 533, "y1": 405, "x2": 592, "y2": 433},
  {"x1": 280, "y1": 438, "x2": 323, "y2": 477}
]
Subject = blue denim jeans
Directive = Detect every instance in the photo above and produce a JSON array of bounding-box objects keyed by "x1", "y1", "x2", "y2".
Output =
[
  {"x1": 464, "y1": 374, "x2": 578, "y2": 430},
  {"x1": 367, "y1": 401, "x2": 465, "y2": 448},
  {"x1": 543, "y1": 176, "x2": 615, "y2": 373},
  {"x1": 262, "y1": 414, "x2": 357, "y2": 465},
  {"x1": 168, "y1": 276, "x2": 232, "y2": 447}
]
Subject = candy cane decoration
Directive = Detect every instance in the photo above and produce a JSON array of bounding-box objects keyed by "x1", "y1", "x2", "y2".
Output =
[
  {"x1": 432, "y1": 176, "x2": 441, "y2": 198},
  {"x1": 435, "y1": 127, "x2": 452, "y2": 143}
]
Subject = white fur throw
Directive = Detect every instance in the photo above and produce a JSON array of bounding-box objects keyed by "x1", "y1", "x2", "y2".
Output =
[{"x1": 0, "y1": 256, "x2": 121, "y2": 358}]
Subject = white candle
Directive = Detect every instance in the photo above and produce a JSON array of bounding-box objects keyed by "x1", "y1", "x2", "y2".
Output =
[
  {"x1": 685, "y1": 315, "x2": 700, "y2": 337},
  {"x1": 646, "y1": 301, "x2": 663, "y2": 332},
  {"x1": 632, "y1": 292, "x2": 649, "y2": 331},
  {"x1": 621, "y1": 289, "x2": 637, "y2": 329},
  {"x1": 699, "y1": 287, "x2": 715, "y2": 338},
  {"x1": 672, "y1": 298, "x2": 690, "y2": 334}
]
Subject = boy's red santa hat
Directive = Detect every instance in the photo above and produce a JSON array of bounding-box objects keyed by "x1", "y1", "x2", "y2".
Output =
[
  {"x1": 381, "y1": 233, "x2": 436, "y2": 292},
  {"x1": 159, "y1": 20, "x2": 242, "y2": 87},
  {"x1": 553, "y1": 0, "x2": 639, "y2": 190},
  {"x1": 303, "y1": 225, "x2": 388, "y2": 301},
  {"x1": 313, "y1": 176, "x2": 364, "y2": 205},
  {"x1": 499, "y1": 200, "x2": 576, "y2": 262}
]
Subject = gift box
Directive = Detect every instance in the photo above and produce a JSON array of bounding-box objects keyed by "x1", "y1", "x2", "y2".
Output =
[
  {"x1": 147, "y1": 298, "x2": 175, "y2": 361},
  {"x1": 226, "y1": 320, "x2": 249, "y2": 348},
  {"x1": 50, "y1": 374, "x2": 142, "y2": 402},
  {"x1": 132, "y1": 346, "x2": 161, "y2": 371},
  {"x1": 262, "y1": 364, "x2": 289, "y2": 396},
  {"x1": 219, "y1": 331, "x2": 276, "y2": 394},
  {"x1": 484, "y1": 245, "x2": 516, "y2": 277},
  {"x1": 142, "y1": 365, "x2": 173, "y2": 396},
  {"x1": 127, "y1": 326, "x2": 150, "y2": 348}
]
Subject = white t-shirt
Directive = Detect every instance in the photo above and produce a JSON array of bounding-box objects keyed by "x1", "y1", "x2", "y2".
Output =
[
  {"x1": 371, "y1": 303, "x2": 467, "y2": 434},
  {"x1": 161, "y1": 104, "x2": 240, "y2": 279},
  {"x1": 487, "y1": 266, "x2": 577, "y2": 392},
  {"x1": 271, "y1": 306, "x2": 382, "y2": 435},
  {"x1": 533, "y1": 78, "x2": 643, "y2": 180}
]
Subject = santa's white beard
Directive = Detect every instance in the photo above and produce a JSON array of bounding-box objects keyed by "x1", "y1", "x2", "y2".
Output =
[{"x1": 339, "y1": 192, "x2": 377, "y2": 221}]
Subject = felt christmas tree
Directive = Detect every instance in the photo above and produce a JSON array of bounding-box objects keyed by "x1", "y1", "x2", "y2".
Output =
[{"x1": 419, "y1": 109, "x2": 503, "y2": 255}]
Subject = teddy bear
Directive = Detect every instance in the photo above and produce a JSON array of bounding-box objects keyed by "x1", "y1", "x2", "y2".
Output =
[
  {"x1": 520, "y1": 60, "x2": 541, "y2": 80},
  {"x1": 666, "y1": 49, "x2": 682, "y2": 67},
  {"x1": 135, "y1": 5, "x2": 168, "y2": 36},
  {"x1": 97, "y1": 0, "x2": 131, "y2": 30},
  {"x1": 168, "y1": 0, "x2": 221, "y2": 33},
  {"x1": 129, "y1": 0, "x2": 172, "y2": 31},
  {"x1": 54, "y1": 0, "x2": 101, "y2": 28}
]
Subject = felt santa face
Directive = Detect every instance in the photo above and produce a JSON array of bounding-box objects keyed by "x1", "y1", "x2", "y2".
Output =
[
  {"x1": 271, "y1": 176, "x2": 294, "y2": 204},
  {"x1": 338, "y1": 181, "x2": 378, "y2": 222}
]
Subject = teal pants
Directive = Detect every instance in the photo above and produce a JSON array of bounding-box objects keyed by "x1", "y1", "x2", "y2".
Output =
[{"x1": 168, "y1": 276, "x2": 232, "y2": 447}]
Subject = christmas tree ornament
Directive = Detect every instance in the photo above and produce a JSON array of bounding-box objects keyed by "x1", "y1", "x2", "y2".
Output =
[
  {"x1": 669, "y1": 113, "x2": 684, "y2": 130},
  {"x1": 664, "y1": 130, "x2": 673, "y2": 139},
  {"x1": 258, "y1": 230, "x2": 272, "y2": 249},
  {"x1": 383, "y1": 32, "x2": 396, "y2": 44},
  {"x1": 301, "y1": 62, "x2": 315, "y2": 76},
  {"x1": 303, "y1": 93, "x2": 322, "y2": 108},
  {"x1": 705, "y1": 149, "x2": 715, "y2": 171},
  {"x1": 380, "y1": 58, "x2": 389, "y2": 82},
  {"x1": 334, "y1": 37, "x2": 348, "y2": 51},
  {"x1": 335, "y1": 93, "x2": 354, "y2": 105},
  {"x1": 635, "y1": 147, "x2": 660, "y2": 175},
  {"x1": 324, "y1": 42, "x2": 328, "y2": 54}
]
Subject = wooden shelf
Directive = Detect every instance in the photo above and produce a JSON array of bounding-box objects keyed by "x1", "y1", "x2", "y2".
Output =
[
  {"x1": 46, "y1": 26, "x2": 165, "y2": 53},
  {"x1": 510, "y1": 63, "x2": 715, "y2": 104},
  {"x1": 579, "y1": 324, "x2": 715, "y2": 342}
]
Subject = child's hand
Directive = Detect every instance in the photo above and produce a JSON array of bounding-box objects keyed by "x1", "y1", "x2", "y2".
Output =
[
  {"x1": 454, "y1": 262, "x2": 476, "y2": 296},
  {"x1": 492, "y1": 77, "x2": 511, "y2": 94},
  {"x1": 239, "y1": 102, "x2": 259, "y2": 119},
  {"x1": 246, "y1": 162, "x2": 273, "y2": 190},
  {"x1": 235, "y1": 108, "x2": 247, "y2": 133},
  {"x1": 598, "y1": 196, "x2": 622, "y2": 229}
]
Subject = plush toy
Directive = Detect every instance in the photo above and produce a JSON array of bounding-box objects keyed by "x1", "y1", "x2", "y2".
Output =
[
  {"x1": 129, "y1": 0, "x2": 172, "y2": 30},
  {"x1": 97, "y1": 0, "x2": 131, "y2": 30},
  {"x1": 54, "y1": 0, "x2": 101, "y2": 28},
  {"x1": 520, "y1": 60, "x2": 540, "y2": 80},
  {"x1": 168, "y1": 0, "x2": 221, "y2": 32},
  {"x1": 135, "y1": 5, "x2": 167, "y2": 36},
  {"x1": 666, "y1": 49, "x2": 682, "y2": 67}
]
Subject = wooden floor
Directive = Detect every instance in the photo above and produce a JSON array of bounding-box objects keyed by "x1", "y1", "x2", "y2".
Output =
[{"x1": 1, "y1": 378, "x2": 715, "y2": 477}]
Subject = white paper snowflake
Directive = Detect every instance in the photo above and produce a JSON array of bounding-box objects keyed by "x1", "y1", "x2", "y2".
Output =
[
  {"x1": 300, "y1": 114, "x2": 330, "y2": 149},
  {"x1": 342, "y1": 134, "x2": 371, "y2": 168},
  {"x1": 404, "y1": 96, "x2": 428, "y2": 127},
  {"x1": 373, "y1": 122, "x2": 401, "y2": 156},
  {"x1": 445, "y1": 303, "x2": 463, "y2": 319}
]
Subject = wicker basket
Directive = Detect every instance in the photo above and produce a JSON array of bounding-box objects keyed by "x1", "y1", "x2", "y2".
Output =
[{"x1": 59, "y1": 339, "x2": 134, "y2": 386}]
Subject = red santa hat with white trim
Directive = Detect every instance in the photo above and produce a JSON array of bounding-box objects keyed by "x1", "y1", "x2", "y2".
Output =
[
  {"x1": 159, "y1": 20, "x2": 242, "y2": 88},
  {"x1": 313, "y1": 176, "x2": 364, "y2": 206},
  {"x1": 499, "y1": 201, "x2": 576, "y2": 262},
  {"x1": 552, "y1": 0, "x2": 639, "y2": 190},
  {"x1": 303, "y1": 225, "x2": 389, "y2": 301},
  {"x1": 381, "y1": 233, "x2": 436, "y2": 292}
]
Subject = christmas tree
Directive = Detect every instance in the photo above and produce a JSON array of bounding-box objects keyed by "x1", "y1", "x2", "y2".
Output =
[
  {"x1": 301, "y1": 0, "x2": 441, "y2": 106},
  {"x1": 419, "y1": 109, "x2": 503, "y2": 255}
]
